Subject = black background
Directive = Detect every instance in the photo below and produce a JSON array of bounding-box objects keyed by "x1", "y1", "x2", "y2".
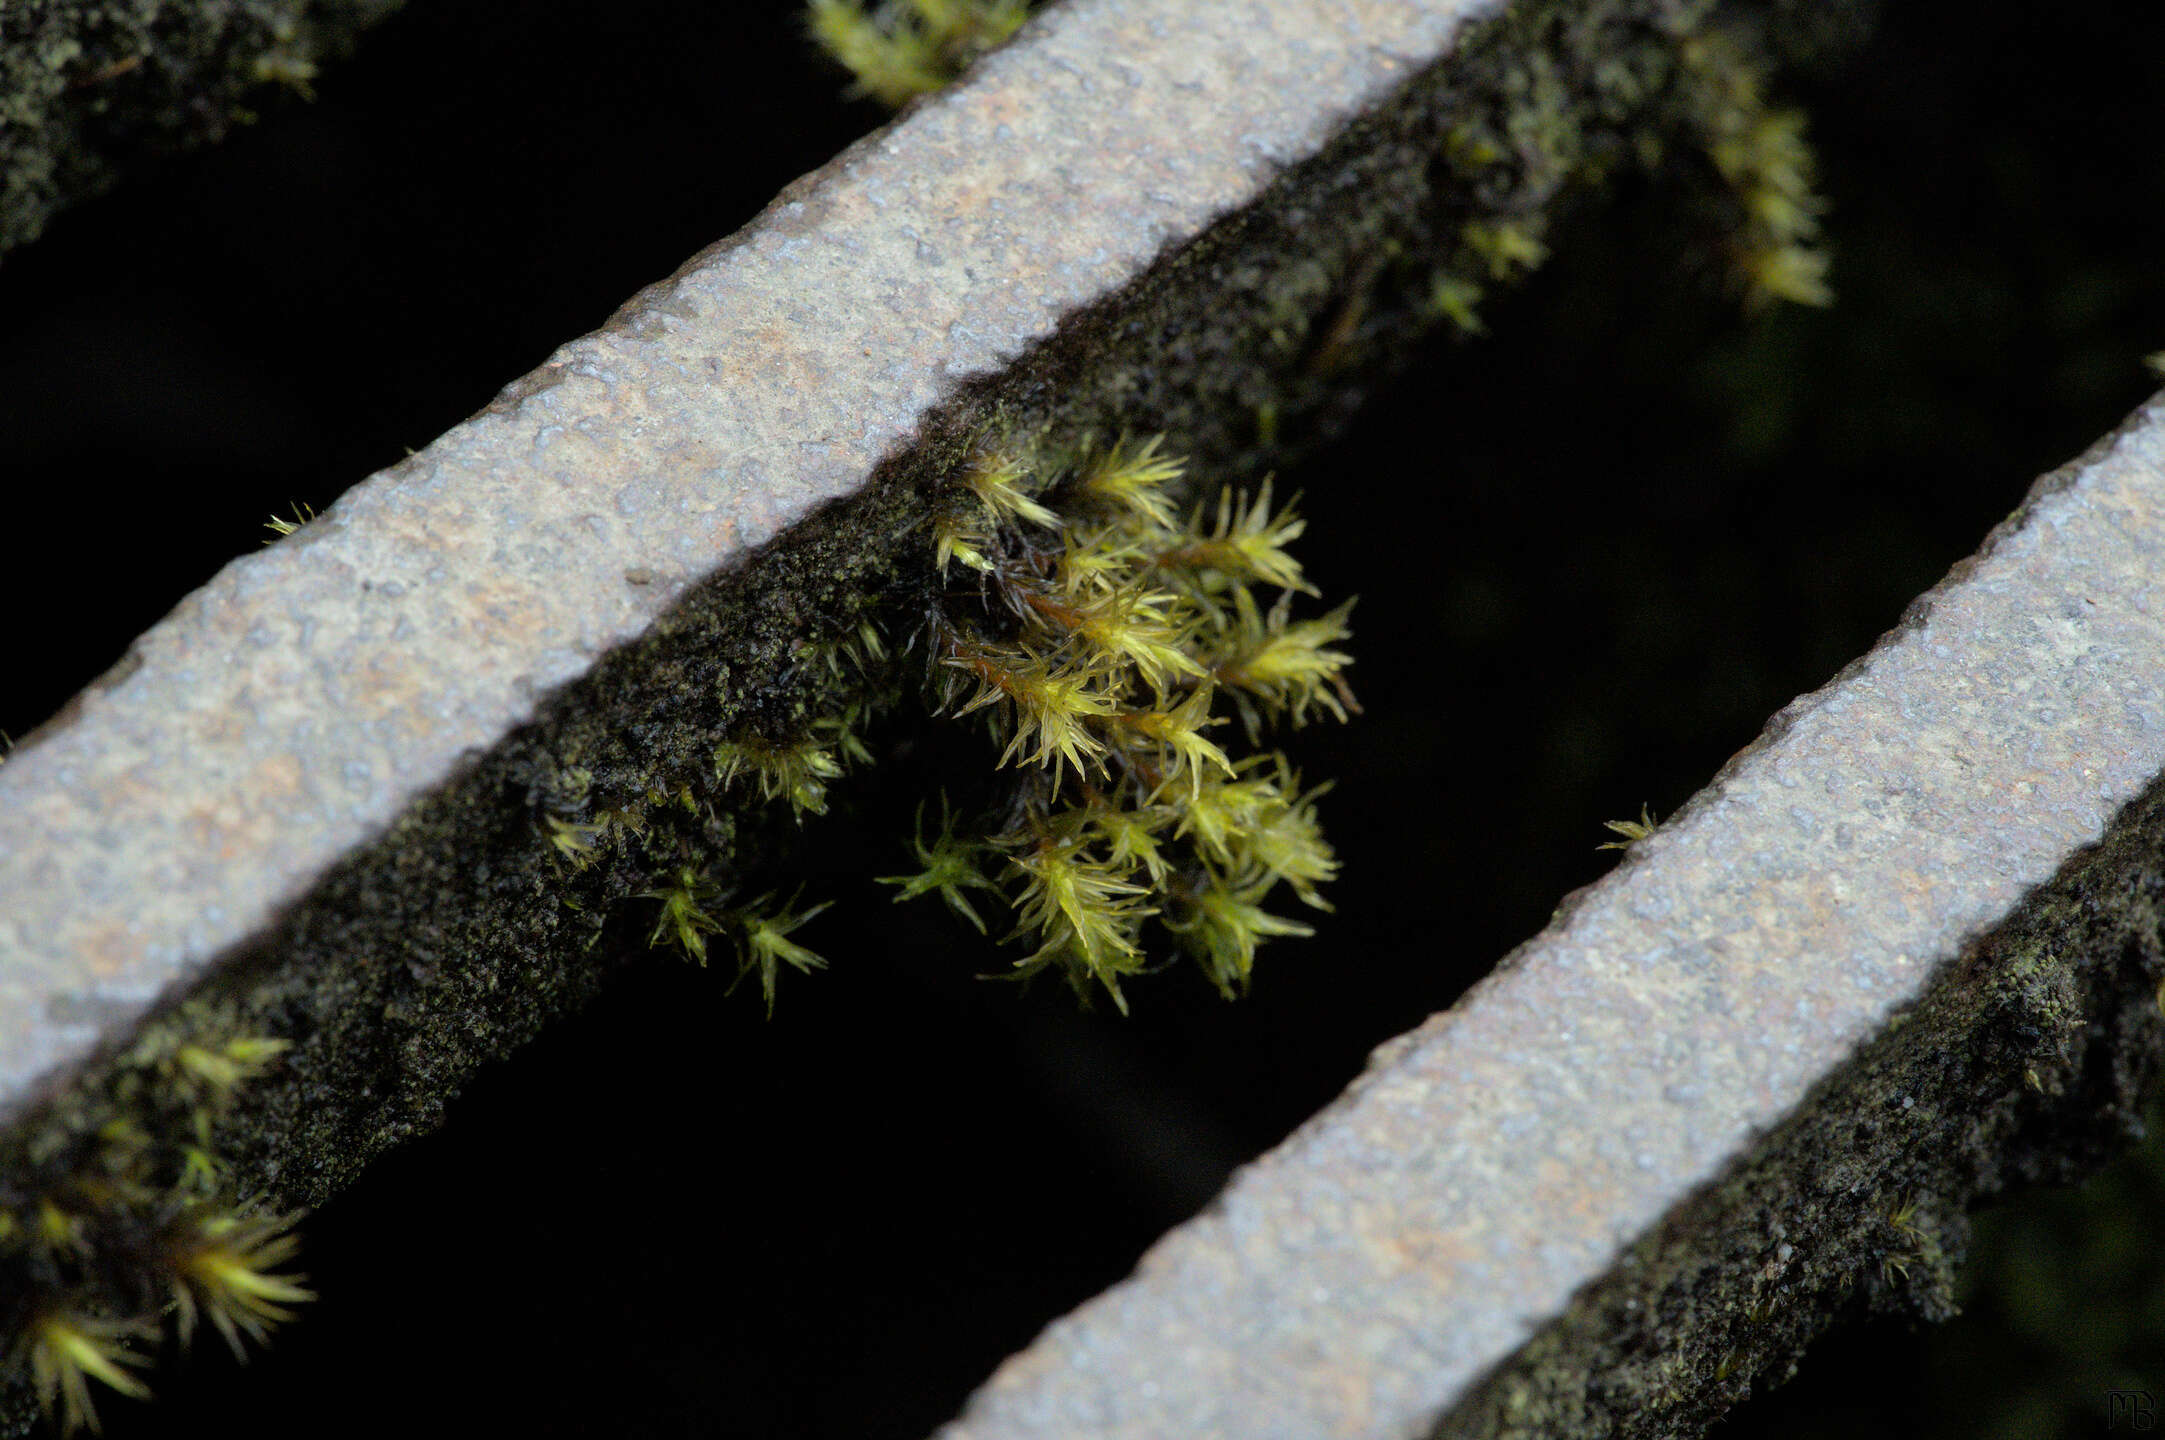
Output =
[{"x1": 4, "y1": 1, "x2": 2164, "y2": 1436}]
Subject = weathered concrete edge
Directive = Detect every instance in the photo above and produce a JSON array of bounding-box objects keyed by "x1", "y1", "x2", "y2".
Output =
[
  {"x1": 1, "y1": 0, "x2": 1739, "y2": 1426},
  {"x1": 936, "y1": 399, "x2": 2165, "y2": 1440},
  {"x1": 0, "y1": 0, "x2": 404, "y2": 257}
]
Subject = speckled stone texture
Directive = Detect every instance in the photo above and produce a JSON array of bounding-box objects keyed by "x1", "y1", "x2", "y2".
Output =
[
  {"x1": 938, "y1": 396, "x2": 2165, "y2": 1438},
  {"x1": 0, "y1": 0, "x2": 1502, "y2": 1121}
]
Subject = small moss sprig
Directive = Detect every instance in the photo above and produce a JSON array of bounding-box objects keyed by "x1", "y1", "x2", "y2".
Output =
[
  {"x1": 730, "y1": 893, "x2": 835, "y2": 1015},
  {"x1": 21, "y1": 1315, "x2": 150, "y2": 1435},
  {"x1": 164, "y1": 1209, "x2": 314, "y2": 1358},
  {"x1": 713, "y1": 734, "x2": 848, "y2": 819},
  {"x1": 260, "y1": 501, "x2": 316, "y2": 544},
  {"x1": 1, "y1": 1030, "x2": 311, "y2": 1433},
  {"x1": 881, "y1": 434, "x2": 1356, "y2": 1010},
  {"x1": 1424, "y1": 24, "x2": 1832, "y2": 336},
  {"x1": 1674, "y1": 32, "x2": 1833, "y2": 311},
  {"x1": 639, "y1": 864, "x2": 836, "y2": 1017},
  {"x1": 808, "y1": 0, "x2": 1035, "y2": 107},
  {"x1": 880, "y1": 800, "x2": 1002, "y2": 932},
  {"x1": 1598, "y1": 804, "x2": 1659, "y2": 853}
]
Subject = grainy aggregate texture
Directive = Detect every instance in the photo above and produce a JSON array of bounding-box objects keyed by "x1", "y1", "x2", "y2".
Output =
[
  {"x1": 0, "y1": 0, "x2": 403, "y2": 255},
  {"x1": 939, "y1": 395, "x2": 2165, "y2": 1439}
]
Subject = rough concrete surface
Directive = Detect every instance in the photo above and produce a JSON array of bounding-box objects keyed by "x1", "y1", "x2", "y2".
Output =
[
  {"x1": 938, "y1": 395, "x2": 2165, "y2": 1438},
  {"x1": 0, "y1": 0, "x2": 1504, "y2": 1121}
]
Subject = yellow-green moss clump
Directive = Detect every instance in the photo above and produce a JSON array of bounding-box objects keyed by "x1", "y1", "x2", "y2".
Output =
[
  {"x1": 1670, "y1": 31, "x2": 1832, "y2": 310},
  {"x1": 619, "y1": 433, "x2": 1356, "y2": 1013},
  {"x1": 0, "y1": 1023, "x2": 309, "y2": 1433},
  {"x1": 807, "y1": 0, "x2": 1036, "y2": 107},
  {"x1": 1423, "y1": 20, "x2": 1834, "y2": 336},
  {"x1": 887, "y1": 436, "x2": 1354, "y2": 1008}
]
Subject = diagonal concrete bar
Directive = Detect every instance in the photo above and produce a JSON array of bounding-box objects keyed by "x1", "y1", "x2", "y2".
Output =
[{"x1": 938, "y1": 396, "x2": 2165, "y2": 1438}]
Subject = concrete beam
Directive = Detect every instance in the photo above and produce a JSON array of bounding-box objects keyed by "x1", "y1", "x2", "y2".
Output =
[{"x1": 939, "y1": 395, "x2": 2165, "y2": 1439}]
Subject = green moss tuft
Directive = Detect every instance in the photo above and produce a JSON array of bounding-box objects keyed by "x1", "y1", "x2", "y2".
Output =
[
  {"x1": 565, "y1": 430, "x2": 1356, "y2": 1017},
  {"x1": 807, "y1": 0, "x2": 1035, "y2": 107},
  {"x1": 0, "y1": 1020, "x2": 310, "y2": 1433}
]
